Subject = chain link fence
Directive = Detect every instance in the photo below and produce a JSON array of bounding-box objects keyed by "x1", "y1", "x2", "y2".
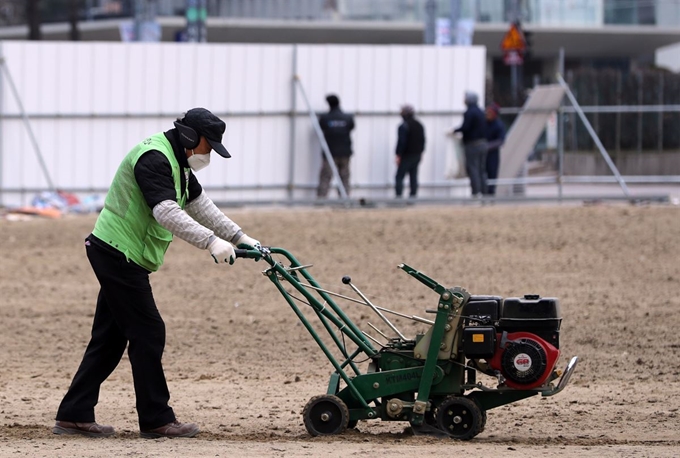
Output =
[{"x1": 491, "y1": 67, "x2": 680, "y2": 157}]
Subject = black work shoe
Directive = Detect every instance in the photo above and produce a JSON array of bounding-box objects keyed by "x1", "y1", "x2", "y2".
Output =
[
  {"x1": 140, "y1": 421, "x2": 200, "y2": 439},
  {"x1": 52, "y1": 421, "x2": 115, "y2": 438}
]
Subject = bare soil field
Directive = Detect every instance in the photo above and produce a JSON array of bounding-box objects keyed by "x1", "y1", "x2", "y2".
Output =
[{"x1": 1, "y1": 203, "x2": 679, "y2": 457}]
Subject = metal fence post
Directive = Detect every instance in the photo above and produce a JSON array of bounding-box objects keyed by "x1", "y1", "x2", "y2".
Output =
[
  {"x1": 288, "y1": 44, "x2": 298, "y2": 202},
  {"x1": 659, "y1": 72, "x2": 664, "y2": 153},
  {"x1": 557, "y1": 47, "x2": 564, "y2": 202},
  {"x1": 615, "y1": 70, "x2": 621, "y2": 156},
  {"x1": 637, "y1": 72, "x2": 643, "y2": 155},
  {"x1": 0, "y1": 52, "x2": 55, "y2": 193},
  {"x1": 0, "y1": 41, "x2": 3, "y2": 206},
  {"x1": 557, "y1": 73, "x2": 630, "y2": 197},
  {"x1": 558, "y1": 105, "x2": 564, "y2": 202}
]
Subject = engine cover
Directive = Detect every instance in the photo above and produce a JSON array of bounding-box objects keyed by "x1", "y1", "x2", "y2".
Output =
[{"x1": 488, "y1": 332, "x2": 560, "y2": 389}]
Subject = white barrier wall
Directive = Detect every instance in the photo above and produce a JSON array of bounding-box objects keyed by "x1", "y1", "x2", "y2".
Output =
[
  {"x1": 656, "y1": 42, "x2": 680, "y2": 72},
  {"x1": 0, "y1": 41, "x2": 486, "y2": 206}
]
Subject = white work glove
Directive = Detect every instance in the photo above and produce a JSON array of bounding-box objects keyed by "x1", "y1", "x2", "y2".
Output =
[
  {"x1": 207, "y1": 236, "x2": 236, "y2": 265},
  {"x1": 234, "y1": 233, "x2": 261, "y2": 250}
]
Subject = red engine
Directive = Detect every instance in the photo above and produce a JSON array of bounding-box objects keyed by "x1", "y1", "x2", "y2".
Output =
[
  {"x1": 488, "y1": 332, "x2": 560, "y2": 389},
  {"x1": 462, "y1": 295, "x2": 563, "y2": 390}
]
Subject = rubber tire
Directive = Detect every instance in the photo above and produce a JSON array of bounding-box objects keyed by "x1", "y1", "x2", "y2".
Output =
[
  {"x1": 302, "y1": 395, "x2": 350, "y2": 437},
  {"x1": 479, "y1": 407, "x2": 487, "y2": 433},
  {"x1": 434, "y1": 396, "x2": 483, "y2": 440}
]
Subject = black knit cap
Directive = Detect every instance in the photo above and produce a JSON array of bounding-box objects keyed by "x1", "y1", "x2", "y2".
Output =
[
  {"x1": 326, "y1": 94, "x2": 340, "y2": 108},
  {"x1": 182, "y1": 108, "x2": 230, "y2": 158}
]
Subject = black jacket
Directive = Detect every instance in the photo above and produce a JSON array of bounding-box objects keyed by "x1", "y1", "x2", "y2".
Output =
[
  {"x1": 396, "y1": 116, "x2": 425, "y2": 157},
  {"x1": 133, "y1": 129, "x2": 203, "y2": 210},
  {"x1": 454, "y1": 104, "x2": 486, "y2": 144},
  {"x1": 319, "y1": 107, "x2": 355, "y2": 158},
  {"x1": 486, "y1": 118, "x2": 506, "y2": 154}
]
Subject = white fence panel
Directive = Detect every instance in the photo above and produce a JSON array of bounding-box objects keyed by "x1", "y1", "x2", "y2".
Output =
[
  {"x1": 294, "y1": 44, "x2": 485, "y2": 197},
  {"x1": 0, "y1": 41, "x2": 485, "y2": 206}
]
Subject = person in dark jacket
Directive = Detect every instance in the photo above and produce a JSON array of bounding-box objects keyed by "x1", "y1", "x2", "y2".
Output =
[
  {"x1": 394, "y1": 104, "x2": 426, "y2": 198},
  {"x1": 484, "y1": 103, "x2": 506, "y2": 196},
  {"x1": 454, "y1": 91, "x2": 488, "y2": 197},
  {"x1": 317, "y1": 94, "x2": 355, "y2": 198}
]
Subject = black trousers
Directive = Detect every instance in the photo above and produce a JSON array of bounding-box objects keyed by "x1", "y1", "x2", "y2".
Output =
[
  {"x1": 395, "y1": 153, "x2": 422, "y2": 197},
  {"x1": 56, "y1": 236, "x2": 175, "y2": 430},
  {"x1": 485, "y1": 149, "x2": 500, "y2": 195}
]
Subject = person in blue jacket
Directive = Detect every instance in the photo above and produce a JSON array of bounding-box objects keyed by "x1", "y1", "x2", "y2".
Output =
[
  {"x1": 484, "y1": 103, "x2": 506, "y2": 196},
  {"x1": 454, "y1": 91, "x2": 488, "y2": 197}
]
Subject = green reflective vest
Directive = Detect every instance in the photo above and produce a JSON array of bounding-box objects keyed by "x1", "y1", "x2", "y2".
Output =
[{"x1": 93, "y1": 133, "x2": 188, "y2": 272}]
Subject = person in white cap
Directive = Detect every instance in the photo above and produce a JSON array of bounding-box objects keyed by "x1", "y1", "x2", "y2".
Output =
[{"x1": 53, "y1": 108, "x2": 262, "y2": 439}]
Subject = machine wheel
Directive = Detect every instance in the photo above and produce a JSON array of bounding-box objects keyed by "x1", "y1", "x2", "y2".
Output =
[
  {"x1": 479, "y1": 407, "x2": 487, "y2": 433},
  {"x1": 434, "y1": 396, "x2": 483, "y2": 440},
  {"x1": 466, "y1": 397, "x2": 487, "y2": 433},
  {"x1": 302, "y1": 395, "x2": 349, "y2": 436}
]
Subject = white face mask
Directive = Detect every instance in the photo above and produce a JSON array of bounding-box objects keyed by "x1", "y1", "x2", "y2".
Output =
[{"x1": 187, "y1": 150, "x2": 210, "y2": 172}]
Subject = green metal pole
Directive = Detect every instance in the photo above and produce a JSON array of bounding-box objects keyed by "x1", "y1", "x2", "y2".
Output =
[
  {"x1": 269, "y1": 263, "x2": 375, "y2": 356},
  {"x1": 270, "y1": 248, "x2": 377, "y2": 356},
  {"x1": 411, "y1": 291, "x2": 458, "y2": 424},
  {"x1": 310, "y1": 304, "x2": 363, "y2": 375},
  {"x1": 268, "y1": 273, "x2": 373, "y2": 411}
]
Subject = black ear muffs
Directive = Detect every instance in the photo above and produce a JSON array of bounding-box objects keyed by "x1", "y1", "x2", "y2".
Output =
[{"x1": 174, "y1": 121, "x2": 200, "y2": 149}]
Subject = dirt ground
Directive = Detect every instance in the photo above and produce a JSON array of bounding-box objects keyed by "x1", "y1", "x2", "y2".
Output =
[{"x1": 1, "y1": 203, "x2": 679, "y2": 457}]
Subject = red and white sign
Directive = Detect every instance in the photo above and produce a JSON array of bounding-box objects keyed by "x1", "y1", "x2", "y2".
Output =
[
  {"x1": 503, "y1": 50, "x2": 524, "y2": 66},
  {"x1": 501, "y1": 23, "x2": 526, "y2": 66}
]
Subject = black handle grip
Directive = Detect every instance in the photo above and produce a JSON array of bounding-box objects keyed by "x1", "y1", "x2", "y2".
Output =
[{"x1": 234, "y1": 248, "x2": 266, "y2": 261}]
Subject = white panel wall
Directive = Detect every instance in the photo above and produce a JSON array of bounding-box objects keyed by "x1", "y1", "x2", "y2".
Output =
[
  {"x1": 0, "y1": 41, "x2": 485, "y2": 206},
  {"x1": 294, "y1": 44, "x2": 485, "y2": 200},
  {"x1": 656, "y1": 42, "x2": 680, "y2": 73}
]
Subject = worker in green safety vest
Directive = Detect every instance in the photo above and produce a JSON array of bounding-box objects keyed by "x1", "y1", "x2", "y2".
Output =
[{"x1": 53, "y1": 108, "x2": 262, "y2": 439}]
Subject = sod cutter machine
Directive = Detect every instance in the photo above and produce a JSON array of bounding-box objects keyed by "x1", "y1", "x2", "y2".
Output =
[{"x1": 236, "y1": 246, "x2": 578, "y2": 440}]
